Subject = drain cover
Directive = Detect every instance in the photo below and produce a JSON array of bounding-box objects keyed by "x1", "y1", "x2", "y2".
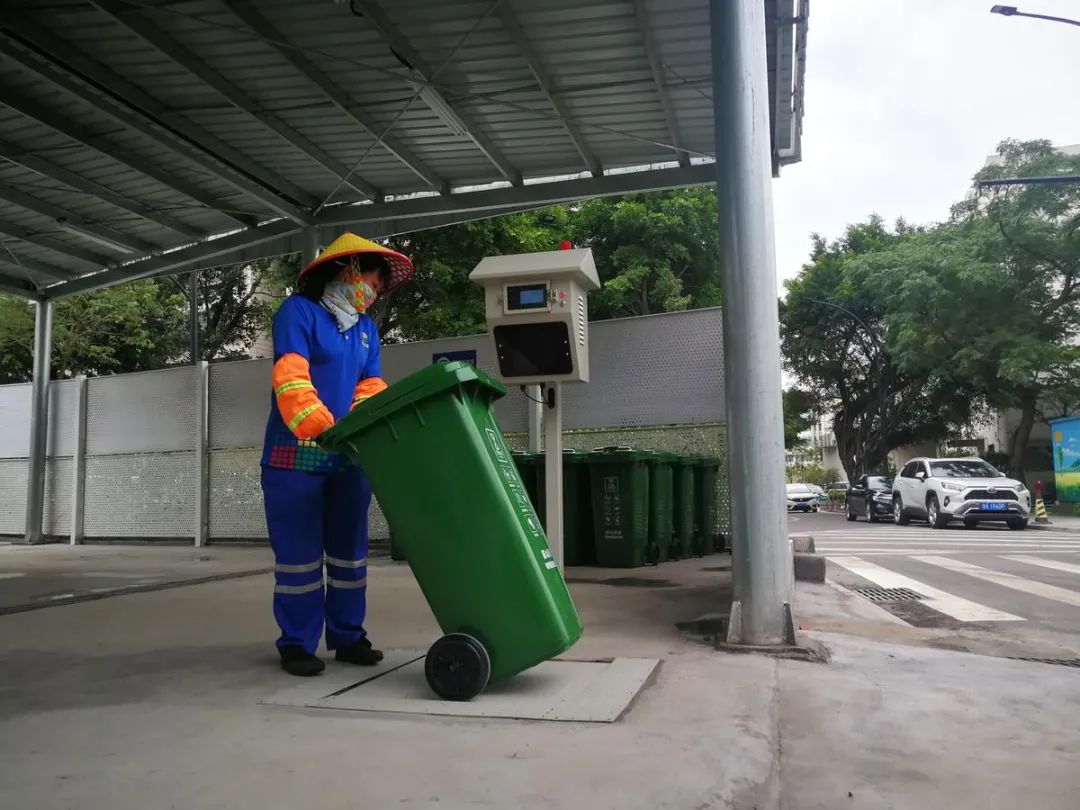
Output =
[
  {"x1": 851, "y1": 586, "x2": 925, "y2": 603},
  {"x1": 1007, "y1": 657, "x2": 1080, "y2": 669}
]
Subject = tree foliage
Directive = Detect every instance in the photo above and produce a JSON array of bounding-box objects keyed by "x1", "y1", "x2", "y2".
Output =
[
  {"x1": 782, "y1": 140, "x2": 1080, "y2": 482},
  {"x1": 364, "y1": 188, "x2": 722, "y2": 342},
  {"x1": 0, "y1": 282, "x2": 187, "y2": 383},
  {"x1": 886, "y1": 140, "x2": 1080, "y2": 478},
  {"x1": 782, "y1": 388, "x2": 814, "y2": 449},
  {"x1": 781, "y1": 217, "x2": 982, "y2": 481}
]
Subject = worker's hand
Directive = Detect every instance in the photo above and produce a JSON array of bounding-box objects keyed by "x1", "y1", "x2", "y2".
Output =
[{"x1": 291, "y1": 409, "x2": 335, "y2": 441}]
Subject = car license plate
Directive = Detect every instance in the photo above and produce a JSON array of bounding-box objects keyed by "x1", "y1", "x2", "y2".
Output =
[{"x1": 981, "y1": 502, "x2": 1007, "y2": 512}]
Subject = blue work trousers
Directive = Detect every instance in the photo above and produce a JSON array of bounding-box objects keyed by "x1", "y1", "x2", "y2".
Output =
[{"x1": 261, "y1": 465, "x2": 371, "y2": 654}]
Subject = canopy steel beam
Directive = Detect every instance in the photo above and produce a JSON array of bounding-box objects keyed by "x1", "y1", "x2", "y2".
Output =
[
  {"x1": 0, "y1": 218, "x2": 109, "y2": 266},
  {"x1": 633, "y1": 0, "x2": 691, "y2": 168},
  {"x1": 318, "y1": 163, "x2": 715, "y2": 226},
  {"x1": 45, "y1": 219, "x2": 300, "y2": 299},
  {"x1": 0, "y1": 138, "x2": 203, "y2": 238},
  {"x1": 0, "y1": 21, "x2": 316, "y2": 221},
  {"x1": 0, "y1": 179, "x2": 155, "y2": 254},
  {"x1": 223, "y1": 0, "x2": 447, "y2": 194},
  {"x1": 0, "y1": 253, "x2": 77, "y2": 281},
  {"x1": 0, "y1": 85, "x2": 257, "y2": 229},
  {"x1": 0, "y1": 274, "x2": 39, "y2": 298},
  {"x1": 496, "y1": 4, "x2": 602, "y2": 178},
  {"x1": 351, "y1": 0, "x2": 523, "y2": 187},
  {"x1": 40, "y1": 164, "x2": 714, "y2": 299},
  {"x1": 91, "y1": 0, "x2": 383, "y2": 203}
]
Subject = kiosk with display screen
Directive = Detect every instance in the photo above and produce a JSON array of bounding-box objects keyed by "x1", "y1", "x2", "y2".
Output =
[{"x1": 470, "y1": 249, "x2": 601, "y2": 568}]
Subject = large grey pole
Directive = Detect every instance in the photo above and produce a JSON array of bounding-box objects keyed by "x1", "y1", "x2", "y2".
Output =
[
  {"x1": 24, "y1": 299, "x2": 54, "y2": 544},
  {"x1": 710, "y1": 0, "x2": 794, "y2": 645}
]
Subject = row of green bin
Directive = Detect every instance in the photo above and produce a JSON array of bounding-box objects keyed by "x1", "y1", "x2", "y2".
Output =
[
  {"x1": 512, "y1": 448, "x2": 722, "y2": 567},
  {"x1": 390, "y1": 447, "x2": 723, "y2": 568},
  {"x1": 514, "y1": 448, "x2": 724, "y2": 567}
]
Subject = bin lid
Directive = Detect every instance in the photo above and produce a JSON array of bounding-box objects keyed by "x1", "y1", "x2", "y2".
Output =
[
  {"x1": 320, "y1": 360, "x2": 506, "y2": 447},
  {"x1": 587, "y1": 446, "x2": 651, "y2": 462},
  {"x1": 562, "y1": 448, "x2": 591, "y2": 464}
]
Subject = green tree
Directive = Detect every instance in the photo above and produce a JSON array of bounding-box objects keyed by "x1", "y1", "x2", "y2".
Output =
[
  {"x1": 368, "y1": 188, "x2": 722, "y2": 342},
  {"x1": 0, "y1": 282, "x2": 188, "y2": 383},
  {"x1": 782, "y1": 388, "x2": 814, "y2": 449},
  {"x1": 781, "y1": 217, "x2": 980, "y2": 481},
  {"x1": 570, "y1": 188, "x2": 722, "y2": 319},
  {"x1": 885, "y1": 140, "x2": 1080, "y2": 479}
]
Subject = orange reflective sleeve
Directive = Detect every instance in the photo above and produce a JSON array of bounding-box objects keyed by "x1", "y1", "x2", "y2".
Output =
[
  {"x1": 272, "y1": 352, "x2": 335, "y2": 439},
  {"x1": 351, "y1": 377, "x2": 388, "y2": 409}
]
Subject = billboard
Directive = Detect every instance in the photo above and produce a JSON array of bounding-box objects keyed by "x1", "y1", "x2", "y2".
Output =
[{"x1": 1050, "y1": 416, "x2": 1080, "y2": 503}]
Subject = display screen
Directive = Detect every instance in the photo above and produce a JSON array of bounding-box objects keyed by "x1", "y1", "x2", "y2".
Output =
[
  {"x1": 506, "y1": 283, "x2": 549, "y2": 311},
  {"x1": 493, "y1": 322, "x2": 573, "y2": 378}
]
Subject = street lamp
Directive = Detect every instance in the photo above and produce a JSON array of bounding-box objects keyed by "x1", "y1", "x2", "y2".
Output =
[
  {"x1": 990, "y1": 5, "x2": 1080, "y2": 28},
  {"x1": 807, "y1": 298, "x2": 889, "y2": 474}
]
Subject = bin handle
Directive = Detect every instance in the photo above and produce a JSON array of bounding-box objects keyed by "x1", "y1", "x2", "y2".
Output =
[{"x1": 593, "y1": 445, "x2": 635, "y2": 452}]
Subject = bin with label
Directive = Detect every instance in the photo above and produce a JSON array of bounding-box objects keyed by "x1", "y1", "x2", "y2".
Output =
[
  {"x1": 586, "y1": 447, "x2": 652, "y2": 567},
  {"x1": 320, "y1": 361, "x2": 582, "y2": 701},
  {"x1": 644, "y1": 451, "x2": 676, "y2": 562},
  {"x1": 672, "y1": 455, "x2": 698, "y2": 558},
  {"x1": 512, "y1": 450, "x2": 595, "y2": 566}
]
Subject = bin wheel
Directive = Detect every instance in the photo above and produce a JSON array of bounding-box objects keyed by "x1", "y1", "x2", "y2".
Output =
[
  {"x1": 425, "y1": 633, "x2": 491, "y2": 701},
  {"x1": 646, "y1": 541, "x2": 661, "y2": 566}
]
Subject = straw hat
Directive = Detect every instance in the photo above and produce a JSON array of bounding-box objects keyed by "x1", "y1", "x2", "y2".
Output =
[{"x1": 297, "y1": 232, "x2": 414, "y2": 296}]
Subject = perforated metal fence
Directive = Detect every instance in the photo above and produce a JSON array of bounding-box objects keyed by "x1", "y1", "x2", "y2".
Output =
[{"x1": 0, "y1": 308, "x2": 728, "y2": 542}]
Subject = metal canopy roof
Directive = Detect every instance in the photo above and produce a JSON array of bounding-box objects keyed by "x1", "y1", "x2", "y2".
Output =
[{"x1": 0, "y1": 0, "x2": 807, "y2": 301}]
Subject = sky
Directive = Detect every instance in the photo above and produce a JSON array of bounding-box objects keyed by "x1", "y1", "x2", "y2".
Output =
[{"x1": 770, "y1": 0, "x2": 1080, "y2": 294}]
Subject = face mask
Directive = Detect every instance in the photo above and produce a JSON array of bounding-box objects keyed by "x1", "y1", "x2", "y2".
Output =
[
  {"x1": 320, "y1": 267, "x2": 379, "y2": 332},
  {"x1": 329, "y1": 267, "x2": 377, "y2": 310}
]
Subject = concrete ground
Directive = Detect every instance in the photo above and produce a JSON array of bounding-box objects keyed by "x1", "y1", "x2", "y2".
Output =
[
  {"x1": 1, "y1": 546, "x2": 1079, "y2": 809},
  {"x1": 0, "y1": 541, "x2": 272, "y2": 614}
]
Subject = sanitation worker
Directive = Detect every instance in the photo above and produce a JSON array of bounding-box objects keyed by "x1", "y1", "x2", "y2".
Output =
[{"x1": 261, "y1": 232, "x2": 413, "y2": 676}]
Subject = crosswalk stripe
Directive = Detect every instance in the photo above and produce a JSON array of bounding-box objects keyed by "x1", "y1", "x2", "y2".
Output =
[
  {"x1": 828, "y1": 556, "x2": 1023, "y2": 622},
  {"x1": 999, "y1": 555, "x2": 1080, "y2": 576},
  {"x1": 812, "y1": 542, "x2": 1080, "y2": 548},
  {"x1": 825, "y1": 552, "x2": 1080, "y2": 557},
  {"x1": 912, "y1": 556, "x2": 1080, "y2": 608}
]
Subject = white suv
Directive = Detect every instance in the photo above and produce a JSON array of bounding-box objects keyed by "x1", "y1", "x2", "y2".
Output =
[{"x1": 892, "y1": 457, "x2": 1031, "y2": 530}]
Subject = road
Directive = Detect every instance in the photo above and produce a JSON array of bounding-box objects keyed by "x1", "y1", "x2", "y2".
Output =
[{"x1": 790, "y1": 511, "x2": 1080, "y2": 648}]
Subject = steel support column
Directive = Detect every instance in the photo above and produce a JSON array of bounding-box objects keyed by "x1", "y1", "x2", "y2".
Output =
[
  {"x1": 24, "y1": 299, "x2": 54, "y2": 544},
  {"x1": 710, "y1": 0, "x2": 794, "y2": 645},
  {"x1": 301, "y1": 227, "x2": 320, "y2": 268}
]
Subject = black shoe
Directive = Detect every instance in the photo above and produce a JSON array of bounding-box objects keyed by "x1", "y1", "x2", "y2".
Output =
[
  {"x1": 335, "y1": 637, "x2": 384, "y2": 666},
  {"x1": 279, "y1": 646, "x2": 326, "y2": 677}
]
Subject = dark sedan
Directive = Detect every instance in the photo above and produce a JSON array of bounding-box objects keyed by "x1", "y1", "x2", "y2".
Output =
[{"x1": 845, "y1": 475, "x2": 894, "y2": 522}]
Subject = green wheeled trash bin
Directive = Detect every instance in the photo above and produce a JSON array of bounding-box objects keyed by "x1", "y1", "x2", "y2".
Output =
[
  {"x1": 586, "y1": 447, "x2": 652, "y2": 567},
  {"x1": 561, "y1": 449, "x2": 596, "y2": 566},
  {"x1": 389, "y1": 529, "x2": 407, "y2": 562},
  {"x1": 672, "y1": 455, "x2": 698, "y2": 559},
  {"x1": 512, "y1": 449, "x2": 596, "y2": 566},
  {"x1": 644, "y1": 451, "x2": 676, "y2": 562},
  {"x1": 693, "y1": 455, "x2": 724, "y2": 555},
  {"x1": 320, "y1": 361, "x2": 582, "y2": 701}
]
